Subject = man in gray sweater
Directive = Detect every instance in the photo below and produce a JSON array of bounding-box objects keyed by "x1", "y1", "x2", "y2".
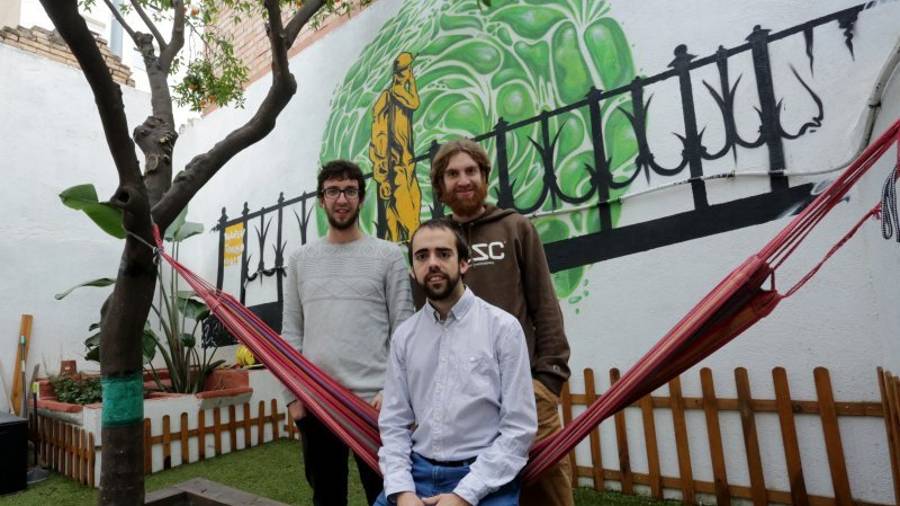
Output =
[{"x1": 282, "y1": 160, "x2": 415, "y2": 506}]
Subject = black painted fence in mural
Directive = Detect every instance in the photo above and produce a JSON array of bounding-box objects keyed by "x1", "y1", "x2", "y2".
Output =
[{"x1": 203, "y1": 4, "x2": 873, "y2": 346}]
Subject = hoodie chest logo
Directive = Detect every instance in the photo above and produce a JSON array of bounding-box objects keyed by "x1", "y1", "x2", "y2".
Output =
[{"x1": 470, "y1": 241, "x2": 506, "y2": 265}]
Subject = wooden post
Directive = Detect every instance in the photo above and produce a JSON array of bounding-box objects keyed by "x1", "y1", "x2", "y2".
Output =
[
  {"x1": 228, "y1": 405, "x2": 237, "y2": 453},
  {"x1": 700, "y1": 368, "x2": 730, "y2": 506},
  {"x1": 11, "y1": 314, "x2": 33, "y2": 416},
  {"x1": 198, "y1": 409, "x2": 207, "y2": 461},
  {"x1": 88, "y1": 432, "x2": 95, "y2": 487},
  {"x1": 65, "y1": 424, "x2": 73, "y2": 477},
  {"x1": 55, "y1": 418, "x2": 62, "y2": 471},
  {"x1": 878, "y1": 368, "x2": 900, "y2": 505},
  {"x1": 180, "y1": 413, "x2": 189, "y2": 466},
  {"x1": 162, "y1": 415, "x2": 172, "y2": 470},
  {"x1": 773, "y1": 367, "x2": 809, "y2": 506},
  {"x1": 814, "y1": 367, "x2": 852, "y2": 505},
  {"x1": 583, "y1": 369, "x2": 604, "y2": 490},
  {"x1": 610, "y1": 369, "x2": 633, "y2": 494},
  {"x1": 560, "y1": 382, "x2": 577, "y2": 485},
  {"x1": 243, "y1": 403, "x2": 252, "y2": 449},
  {"x1": 271, "y1": 399, "x2": 281, "y2": 440},
  {"x1": 73, "y1": 428, "x2": 81, "y2": 484},
  {"x1": 257, "y1": 400, "x2": 266, "y2": 444},
  {"x1": 735, "y1": 367, "x2": 766, "y2": 506},
  {"x1": 213, "y1": 407, "x2": 223, "y2": 456},
  {"x1": 639, "y1": 392, "x2": 662, "y2": 499},
  {"x1": 669, "y1": 376, "x2": 695, "y2": 503}
]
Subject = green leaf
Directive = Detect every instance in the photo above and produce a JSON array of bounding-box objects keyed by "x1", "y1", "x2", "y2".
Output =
[
  {"x1": 203, "y1": 359, "x2": 226, "y2": 375},
  {"x1": 181, "y1": 333, "x2": 196, "y2": 348},
  {"x1": 85, "y1": 346, "x2": 100, "y2": 362},
  {"x1": 164, "y1": 204, "x2": 189, "y2": 241},
  {"x1": 84, "y1": 332, "x2": 100, "y2": 348},
  {"x1": 54, "y1": 277, "x2": 116, "y2": 300},
  {"x1": 177, "y1": 293, "x2": 208, "y2": 321},
  {"x1": 59, "y1": 184, "x2": 125, "y2": 239},
  {"x1": 142, "y1": 328, "x2": 159, "y2": 363},
  {"x1": 174, "y1": 222, "x2": 204, "y2": 242},
  {"x1": 88, "y1": 322, "x2": 101, "y2": 331}
]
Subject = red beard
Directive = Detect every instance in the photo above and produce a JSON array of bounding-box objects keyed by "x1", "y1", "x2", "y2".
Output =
[{"x1": 442, "y1": 183, "x2": 487, "y2": 216}]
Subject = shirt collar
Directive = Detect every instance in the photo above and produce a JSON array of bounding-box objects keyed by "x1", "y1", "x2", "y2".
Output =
[{"x1": 428, "y1": 286, "x2": 475, "y2": 323}]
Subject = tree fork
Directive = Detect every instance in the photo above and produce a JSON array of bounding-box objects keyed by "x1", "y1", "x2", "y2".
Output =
[{"x1": 38, "y1": 0, "x2": 329, "y2": 503}]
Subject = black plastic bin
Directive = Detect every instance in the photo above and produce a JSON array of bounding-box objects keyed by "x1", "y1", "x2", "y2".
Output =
[{"x1": 0, "y1": 412, "x2": 27, "y2": 495}]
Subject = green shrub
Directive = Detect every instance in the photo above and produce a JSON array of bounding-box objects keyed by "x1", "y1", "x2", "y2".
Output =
[{"x1": 49, "y1": 375, "x2": 102, "y2": 404}]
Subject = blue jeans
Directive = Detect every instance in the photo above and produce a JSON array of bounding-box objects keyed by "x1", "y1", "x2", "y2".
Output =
[{"x1": 373, "y1": 453, "x2": 520, "y2": 505}]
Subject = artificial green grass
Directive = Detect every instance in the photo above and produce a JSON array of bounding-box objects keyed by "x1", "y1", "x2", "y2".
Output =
[{"x1": 1, "y1": 440, "x2": 677, "y2": 505}]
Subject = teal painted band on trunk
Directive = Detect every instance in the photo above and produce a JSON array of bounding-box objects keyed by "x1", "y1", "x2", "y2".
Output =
[{"x1": 101, "y1": 373, "x2": 144, "y2": 426}]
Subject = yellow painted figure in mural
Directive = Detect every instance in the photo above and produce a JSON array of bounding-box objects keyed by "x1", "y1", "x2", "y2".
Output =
[{"x1": 370, "y1": 52, "x2": 421, "y2": 242}]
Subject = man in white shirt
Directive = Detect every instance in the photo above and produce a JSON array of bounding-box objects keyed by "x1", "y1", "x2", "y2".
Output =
[{"x1": 375, "y1": 218, "x2": 537, "y2": 506}]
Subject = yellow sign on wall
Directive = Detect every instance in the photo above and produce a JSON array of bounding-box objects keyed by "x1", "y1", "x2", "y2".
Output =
[{"x1": 224, "y1": 223, "x2": 244, "y2": 266}]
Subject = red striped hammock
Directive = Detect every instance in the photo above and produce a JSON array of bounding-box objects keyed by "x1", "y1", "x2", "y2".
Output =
[{"x1": 153, "y1": 119, "x2": 899, "y2": 482}]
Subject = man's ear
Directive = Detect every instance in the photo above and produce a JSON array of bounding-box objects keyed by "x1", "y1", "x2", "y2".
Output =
[{"x1": 459, "y1": 259, "x2": 470, "y2": 276}]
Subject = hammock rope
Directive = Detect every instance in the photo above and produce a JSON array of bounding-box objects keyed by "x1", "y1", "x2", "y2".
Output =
[
  {"x1": 881, "y1": 161, "x2": 899, "y2": 242},
  {"x1": 152, "y1": 119, "x2": 899, "y2": 483}
]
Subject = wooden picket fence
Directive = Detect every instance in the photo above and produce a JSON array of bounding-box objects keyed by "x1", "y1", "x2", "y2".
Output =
[
  {"x1": 880, "y1": 368, "x2": 900, "y2": 505},
  {"x1": 141, "y1": 399, "x2": 286, "y2": 474},
  {"x1": 28, "y1": 367, "x2": 899, "y2": 505},
  {"x1": 29, "y1": 412, "x2": 95, "y2": 486},
  {"x1": 558, "y1": 366, "x2": 899, "y2": 505},
  {"x1": 29, "y1": 399, "x2": 289, "y2": 486}
]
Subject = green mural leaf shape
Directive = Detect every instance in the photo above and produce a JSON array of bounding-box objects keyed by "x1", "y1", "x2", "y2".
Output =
[
  {"x1": 319, "y1": 0, "x2": 638, "y2": 300},
  {"x1": 585, "y1": 19, "x2": 636, "y2": 90},
  {"x1": 493, "y1": 6, "x2": 567, "y2": 40}
]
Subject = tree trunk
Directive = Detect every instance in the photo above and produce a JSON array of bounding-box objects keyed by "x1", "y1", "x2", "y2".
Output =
[{"x1": 98, "y1": 197, "x2": 157, "y2": 504}]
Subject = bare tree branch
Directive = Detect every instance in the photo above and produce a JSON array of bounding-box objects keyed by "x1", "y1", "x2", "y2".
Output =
[
  {"x1": 159, "y1": 0, "x2": 185, "y2": 73},
  {"x1": 42, "y1": 0, "x2": 143, "y2": 192},
  {"x1": 101, "y1": 0, "x2": 140, "y2": 47},
  {"x1": 285, "y1": 0, "x2": 326, "y2": 47},
  {"x1": 129, "y1": 0, "x2": 167, "y2": 50},
  {"x1": 152, "y1": 0, "x2": 326, "y2": 228}
]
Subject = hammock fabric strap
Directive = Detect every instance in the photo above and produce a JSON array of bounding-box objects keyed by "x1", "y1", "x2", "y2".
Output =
[{"x1": 152, "y1": 118, "x2": 899, "y2": 483}]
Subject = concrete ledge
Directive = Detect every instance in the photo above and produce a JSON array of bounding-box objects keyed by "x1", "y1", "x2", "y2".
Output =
[{"x1": 144, "y1": 477, "x2": 290, "y2": 505}]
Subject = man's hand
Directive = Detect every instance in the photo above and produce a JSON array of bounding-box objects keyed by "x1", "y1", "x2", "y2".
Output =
[
  {"x1": 422, "y1": 493, "x2": 470, "y2": 505},
  {"x1": 396, "y1": 491, "x2": 424, "y2": 506},
  {"x1": 371, "y1": 392, "x2": 384, "y2": 412},
  {"x1": 287, "y1": 400, "x2": 306, "y2": 421}
]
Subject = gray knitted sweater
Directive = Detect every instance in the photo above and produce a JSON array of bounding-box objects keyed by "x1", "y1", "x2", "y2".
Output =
[{"x1": 281, "y1": 235, "x2": 414, "y2": 403}]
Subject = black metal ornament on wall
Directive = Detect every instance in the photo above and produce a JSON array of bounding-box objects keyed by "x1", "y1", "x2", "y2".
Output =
[{"x1": 204, "y1": 3, "x2": 873, "y2": 346}]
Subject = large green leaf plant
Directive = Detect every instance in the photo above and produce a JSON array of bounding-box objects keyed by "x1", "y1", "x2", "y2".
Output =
[{"x1": 56, "y1": 184, "x2": 223, "y2": 394}]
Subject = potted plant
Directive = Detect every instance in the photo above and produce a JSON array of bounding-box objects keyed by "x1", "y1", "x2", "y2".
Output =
[{"x1": 55, "y1": 184, "x2": 224, "y2": 394}]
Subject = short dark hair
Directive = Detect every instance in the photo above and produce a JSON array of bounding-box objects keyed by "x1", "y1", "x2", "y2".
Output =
[
  {"x1": 409, "y1": 217, "x2": 470, "y2": 263},
  {"x1": 430, "y1": 139, "x2": 491, "y2": 201},
  {"x1": 317, "y1": 160, "x2": 366, "y2": 201}
]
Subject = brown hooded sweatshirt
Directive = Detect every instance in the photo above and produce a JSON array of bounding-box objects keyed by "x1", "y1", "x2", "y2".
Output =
[{"x1": 416, "y1": 205, "x2": 571, "y2": 395}]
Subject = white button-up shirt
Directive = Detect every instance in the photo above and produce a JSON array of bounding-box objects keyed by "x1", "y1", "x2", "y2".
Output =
[{"x1": 378, "y1": 287, "x2": 537, "y2": 505}]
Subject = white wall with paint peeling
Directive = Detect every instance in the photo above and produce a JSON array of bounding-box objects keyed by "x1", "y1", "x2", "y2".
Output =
[{"x1": 0, "y1": 43, "x2": 151, "y2": 412}]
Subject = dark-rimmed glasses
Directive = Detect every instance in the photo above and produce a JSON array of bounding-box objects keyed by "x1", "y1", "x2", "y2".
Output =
[{"x1": 321, "y1": 187, "x2": 360, "y2": 200}]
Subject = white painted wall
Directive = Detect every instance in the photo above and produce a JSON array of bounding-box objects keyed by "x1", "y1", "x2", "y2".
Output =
[
  {"x1": 3, "y1": 0, "x2": 898, "y2": 502},
  {"x1": 172, "y1": 1, "x2": 900, "y2": 502},
  {"x1": 0, "y1": 43, "x2": 151, "y2": 412}
]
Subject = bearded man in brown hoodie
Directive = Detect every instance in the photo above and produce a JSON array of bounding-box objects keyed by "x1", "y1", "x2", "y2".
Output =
[{"x1": 426, "y1": 138, "x2": 573, "y2": 506}]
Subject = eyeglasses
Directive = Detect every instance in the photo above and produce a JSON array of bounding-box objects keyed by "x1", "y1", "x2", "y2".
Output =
[{"x1": 321, "y1": 187, "x2": 360, "y2": 200}]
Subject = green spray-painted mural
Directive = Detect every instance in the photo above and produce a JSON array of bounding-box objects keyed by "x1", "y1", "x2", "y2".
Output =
[{"x1": 318, "y1": 0, "x2": 639, "y2": 300}]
